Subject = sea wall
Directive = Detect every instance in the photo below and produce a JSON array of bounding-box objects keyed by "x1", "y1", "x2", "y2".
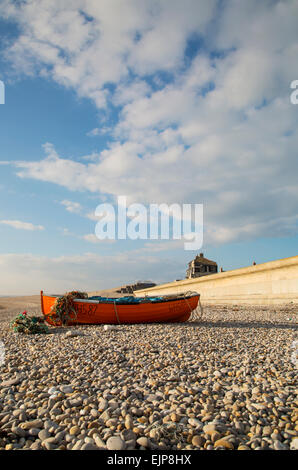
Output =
[{"x1": 134, "y1": 256, "x2": 298, "y2": 305}]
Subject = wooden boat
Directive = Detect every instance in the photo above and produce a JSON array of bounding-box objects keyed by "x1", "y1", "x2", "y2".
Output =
[{"x1": 40, "y1": 290, "x2": 199, "y2": 325}]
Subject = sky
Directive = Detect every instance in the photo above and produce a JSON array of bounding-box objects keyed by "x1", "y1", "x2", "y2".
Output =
[{"x1": 0, "y1": 0, "x2": 297, "y2": 295}]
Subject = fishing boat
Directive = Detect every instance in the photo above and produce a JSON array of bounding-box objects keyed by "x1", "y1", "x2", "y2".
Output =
[{"x1": 40, "y1": 290, "x2": 200, "y2": 325}]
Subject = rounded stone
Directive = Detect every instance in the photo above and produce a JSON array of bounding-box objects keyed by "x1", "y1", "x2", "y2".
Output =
[
  {"x1": 192, "y1": 435, "x2": 205, "y2": 447},
  {"x1": 136, "y1": 437, "x2": 150, "y2": 448},
  {"x1": 125, "y1": 415, "x2": 133, "y2": 429},
  {"x1": 21, "y1": 419, "x2": 43, "y2": 430},
  {"x1": 69, "y1": 426, "x2": 80, "y2": 436},
  {"x1": 203, "y1": 423, "x2": 218, "y2": 435},
  {"x1": 38, "y1": 429, "x2": 51, "y2": 441},
  {"x1": 214, "y1": 438, "x2": 234, "y2": 450},
  {"x1": 28, "y1": 427, "x2": 41, "y2": 436},
  {"x1": 2, "y1": 300, "x2": 296, "y2": 451},
  {"x1": 81, "y1": 443, "x2": 98, "y2": 450},
  {"x1": 290, "y1": 438, "x2": 298, "y2": 450},
  {"x1": 210, "y1": 431, "x2": 222, "y2": 442},
  {"x1": 273, "y1": 440, "x2": 288, "y2": 450},
  {"x1": 106, "y1": 436, "x2": 126, "y2": 450},
  {"x1": 30, "y1": 441, "x2": 42, "y2": 450},
  {"x1": 60, "y1": 385, "x2": 74, "y2": 394}
]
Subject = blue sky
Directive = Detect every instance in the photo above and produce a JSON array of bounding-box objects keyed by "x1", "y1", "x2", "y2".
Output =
[{"x1": 0, "y1": 0, "x2": 297, "y2": 295}]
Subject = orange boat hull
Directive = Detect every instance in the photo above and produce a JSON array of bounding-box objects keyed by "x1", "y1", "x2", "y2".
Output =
[{"x1": 40, "y1": 291, "x2": 199, "y2": 325}]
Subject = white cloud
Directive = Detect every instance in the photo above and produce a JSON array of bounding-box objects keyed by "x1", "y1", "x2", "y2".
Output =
[
  {"x1": 86, "y1": 211, "x2": 100, "y2": 221},
  {"x1": 0, "y1": 220, "x2": 44, "y2": 231},
  {"x1": 81, "y1": 233, "x2": 115, "y2": 244},
  {"x1": 206, "y1": 215, "x2": 298, "y2": 246},
  {"x1": 59, "y1": 199, "x2": 110, "y2": 226},
  {"x1": 86, "y1": 128, "x2": 101, "y2": 137},
  {"x1": 14, "y1": 93, "x2": 298, "y2": 244},
  {"x1": 61, "y1": 228, "x2": 75, "y2": 237},
  {"x1": 127, "y1": 0, "x2": 216, "y2": 75},
  {"x1": 2, "y1": 0, "x2": 298, "y2": 248},
  {"x1": 81, "y1": 233, "x2": 99, "y2": 243},
  {"x1": 60, "y1": 199, "x2": 82, "y2": 214},
  {"x1": 1, "y1": 0, "x2": 216, "y2": 107},
  {"x1": 113, "y1": 80, "x2": 151, "y2": 106}
]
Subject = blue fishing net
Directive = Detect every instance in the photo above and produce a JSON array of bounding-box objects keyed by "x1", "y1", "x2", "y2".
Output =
[{"x1": 88, "y1": 295, "x2": 166, "y2": 304}]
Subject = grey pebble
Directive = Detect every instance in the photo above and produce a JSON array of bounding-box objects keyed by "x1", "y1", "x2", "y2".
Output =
[{"x1": 106, "y1": 436, "x2": 126, "y2": 450}]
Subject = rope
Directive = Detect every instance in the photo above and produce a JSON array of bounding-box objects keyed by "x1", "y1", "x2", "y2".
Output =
[
  {"x1": 198, "y1": 297, "x2": 204, "y2": 320},
  {"x1": 183, "y1": 291, "x2": 203, "y2": 322},
  {"x1": 49, "y1": 291, "x2": 87, "y2": 326},
  {"x1": 113, "y1": 301, "x2": 121, "y2": 324},
  {"x1": 10, "y1": 312, "x2": 49, "y2": 334},
  {"x1": 184, "y1": 293, "x2": 194, "y2": 315}
]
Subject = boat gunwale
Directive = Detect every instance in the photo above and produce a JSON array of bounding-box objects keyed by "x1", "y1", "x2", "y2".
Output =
[{"x1": 42, "y1": 292, "x2": 199, "y2": 305}]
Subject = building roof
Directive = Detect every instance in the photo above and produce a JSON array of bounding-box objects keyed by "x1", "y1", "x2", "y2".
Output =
[{"x1": 188, "y1": 253, "x2": 217, "y2": 267}]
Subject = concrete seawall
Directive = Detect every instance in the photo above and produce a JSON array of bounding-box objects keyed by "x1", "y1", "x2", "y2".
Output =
[{"x1": 134, "y1": 255, "x2": 298, "y2": 305}]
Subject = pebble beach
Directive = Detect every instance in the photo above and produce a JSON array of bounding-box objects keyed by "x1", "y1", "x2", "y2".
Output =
[{"x1": 0, "y1": 299, "x2": 297, "y2": 451}]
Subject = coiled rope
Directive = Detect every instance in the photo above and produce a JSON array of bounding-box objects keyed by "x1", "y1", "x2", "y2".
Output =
[{"x1": 49, "y1": 291, "x2": 88, "y2": 326}]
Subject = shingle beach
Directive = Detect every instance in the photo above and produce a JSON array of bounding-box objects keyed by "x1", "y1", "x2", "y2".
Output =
[{"x1": 0, "y1": 298, "x2": 297, "y2": 451}]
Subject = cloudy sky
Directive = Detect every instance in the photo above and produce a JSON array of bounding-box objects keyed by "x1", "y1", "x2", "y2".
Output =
[{"x1": 0, "y1": 0, "x2": 297, "y2": 295}]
